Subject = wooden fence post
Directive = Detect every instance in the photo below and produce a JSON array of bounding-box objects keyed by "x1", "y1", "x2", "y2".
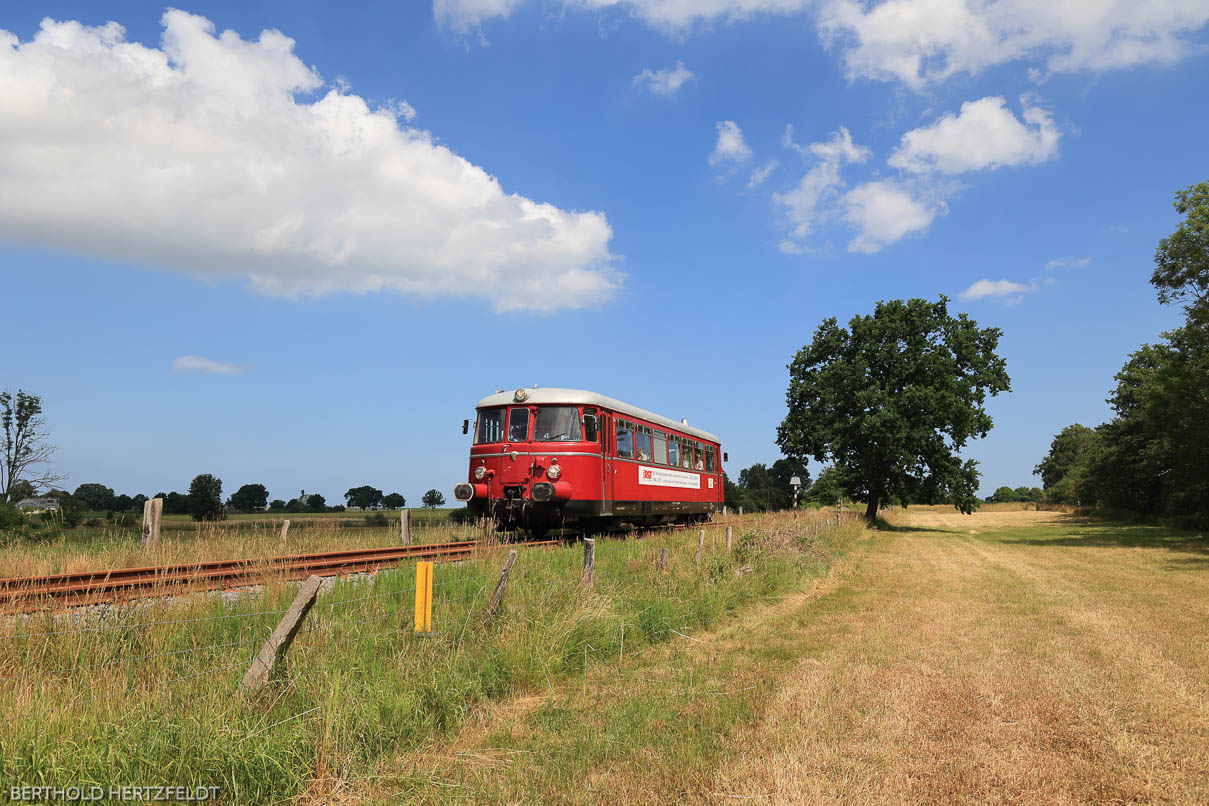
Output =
[
  {"x1": 723, "y1": 505, "x2": 728, "y2": 517},
  {"x1": 484, "y1": 550, "x2": 517, "y2": 620},
  {"x1": 279, "y1": 519, "x2": 291, "y2": 544},
  {"x1": 582, "y1": 538, "x2": 596, "y2": 587},
  {"x1": 401, "y1": 509, "x2": 412, "y2": 545},
  {"x1": 656, "y1": 547, "x2": 669, "y2": 571},
  {"x1": 738, "y1": 506, "x2": 743, "y2": 516},
  {"x1": 726, "y1": 525, "x2": 733, "y2": 551},
  {"x1": 241, "y1": 574, "x2": 322, "y2": 693},
  {"x1": 141, "y1": 497, "x2": 162, "y2": 552},
  {"x1": 694, "y1": 529, "x2": 705, "y2": 568}
]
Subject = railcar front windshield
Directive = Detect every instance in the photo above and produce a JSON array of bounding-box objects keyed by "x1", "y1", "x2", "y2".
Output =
[
  {"x1": 533, "y1": 406, "x2": 583, "y2": 442},
  {"x1": 475, "y1": 408, "x2": 505, "y2": 444}
]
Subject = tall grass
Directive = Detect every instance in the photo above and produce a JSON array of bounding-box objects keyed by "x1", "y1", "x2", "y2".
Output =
[
  {"x1": 0, "y1": 512, "x2": 862, "y2": 802},
  {"x1": 0, "y1": 517, "x2": 473, "y2": 579}
]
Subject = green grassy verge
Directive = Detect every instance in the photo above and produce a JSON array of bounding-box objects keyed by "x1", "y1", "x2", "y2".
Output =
[{"x1": 0, "y1": 513, "x2": 861, "y2": 803}]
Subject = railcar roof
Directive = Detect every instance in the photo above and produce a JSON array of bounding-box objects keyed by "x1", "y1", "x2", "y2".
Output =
[{"x1": 475, "y1": 388, "x2": 721, "y2": 443}]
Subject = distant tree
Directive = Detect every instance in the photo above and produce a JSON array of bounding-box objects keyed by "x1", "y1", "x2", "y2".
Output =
[
  {"x1": 770, "y1": 458, "x2": 811, "y2": 505},
  {"x1": 228, "y1": 483, "x2": 269, "y2": 512},
  {"x1": 1, "y1": 389, "x2": 65, "y2": 503},
  {"x1": 723, "y1": 472, "x2": 753, "y2": 511},
  {"x1": 778, "y1": 297, "x2": 1010, "y2": 522},
  {"x1": 1034, "y1": 424, "x2": 1099, "y2": 499},
  {"x1": 155, "y1": 491, "x2": 190, "y2": 515},
  {"x1": 305, "y1": 493, "x2": 326, "y2": 512},
  {"x1": 187, "y1": 474, "x2": 224, "y2": 521},
  {"x1": 131, "y1": 493, "x2": 148, "y2": 510},
  {"x1": 344, "y1": 485, "x2": 384, "y2": 510},
  {"x1": 113, "y1": 494, "x2": 135, "y2": 511},
  {"x1": 1152, "y1": 180, "x2": 1209, "y2": 322},
  {"x1": 268, "y1": 499, "x2": 286, "y2": 512},
  {"x1": 421, "y1": 489, "x2": 445, "y2": 508},
  {"x1": 7, "y1": 480, "x2": 36, "y2": 502},
  {"x1": 806, "y1": 466, "x2": 844, "y2": 506},
  {"x1": 285, "y1": 498, "x2": 304, "y2": 513},
  {"x1": 74, "y1": 483, "x2": 117, "y2": 512},
  {"x1": 382, "y1": 492, "x2": 406, "y2": 509}
]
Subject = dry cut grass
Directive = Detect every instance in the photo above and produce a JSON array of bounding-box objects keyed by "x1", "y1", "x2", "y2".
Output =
[{"x1": 401, "y1": 509, "x2": 1209, "y2": 805}]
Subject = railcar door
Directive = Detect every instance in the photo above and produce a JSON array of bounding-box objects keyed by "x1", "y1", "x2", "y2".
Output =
[{"x1": 601, "y1": 413, "x2": 614, "y2": 516}]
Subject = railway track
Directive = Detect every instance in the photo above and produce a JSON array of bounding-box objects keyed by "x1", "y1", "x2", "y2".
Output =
[
  {"x1": 0, "y1": 539, "x2": 560, "y2": 612},
  {"x1": 0, "y1": 515, "x2": 766, "y2": 612}
]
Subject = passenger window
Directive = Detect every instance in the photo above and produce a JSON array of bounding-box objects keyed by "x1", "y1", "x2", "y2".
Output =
[
  {"x1": 534, "y1": 406, "x2": 582, "y2": 442},
  {"x1": 694, "y1": 442, "x2": 705, "y2": 470},
  {"x1": 653, "y1": 431, "x2": 667, "y2": 465},
  {"x1": 508, "y1": 408, "x2": 530, "y2": 442},
  {"x1": 668, "y1": 438, "x2": 679, "y2": 467},
  {"x1": 705, "y1": 446, "x2": 715, "y2": 472},
  {"x1": 476, "y1": 408, "x2": 505, "y2": 444},
  {"x1": 616, "y1": 421, "x2": 634, "y2": 459},
  {"x1": 636, "y1": 432, "x2": 653, "y2": 462},
  {"x1": 682, "y1": 442, "x2": 693, "y2": 469},
  {"x1": 582, "y1": 407, "x2": 599, "y2": 442}
]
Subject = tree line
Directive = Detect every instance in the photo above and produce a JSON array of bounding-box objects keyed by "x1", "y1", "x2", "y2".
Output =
[
  {"x1": 1032, "y1": 180, "x2": 1209, "y2": 524},
  {"x1": 3, "y1": 470, "x2": 448, "y2": 524}
]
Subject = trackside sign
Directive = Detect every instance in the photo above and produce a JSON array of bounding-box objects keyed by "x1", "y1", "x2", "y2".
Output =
[{"x1": 637, "y1": 466, "x2": 700, "y2": 489}]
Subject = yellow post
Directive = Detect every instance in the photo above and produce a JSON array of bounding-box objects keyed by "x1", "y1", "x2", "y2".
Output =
[{"x1": 414, "y1": 561, "x2": 433, "y2": 632}]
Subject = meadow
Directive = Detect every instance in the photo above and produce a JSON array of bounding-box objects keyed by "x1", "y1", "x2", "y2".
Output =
[
  {"x1": 0, "y1": 510, "x2": 861, "y2": 803},
  {"x1": 0, "y1": 509, "x2": 458, "y2": 578},
  {"x1": 388, "y1": 507, "x2": 1208, "y2": 804}
]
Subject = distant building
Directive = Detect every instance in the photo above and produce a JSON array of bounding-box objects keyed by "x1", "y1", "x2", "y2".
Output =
[{"x1": 15, "y1": 497, "x2": 61, "y2": 513}]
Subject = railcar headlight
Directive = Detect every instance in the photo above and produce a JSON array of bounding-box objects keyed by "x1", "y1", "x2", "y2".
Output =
[
  {"x1": 474, "y1": 465, "x2": 487, "y2": 480},
  {"x1": 546, "y1": 463, "x2": 562, "y2": 480}
]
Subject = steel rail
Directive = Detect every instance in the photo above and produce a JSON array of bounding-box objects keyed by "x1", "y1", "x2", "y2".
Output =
[
  {"x1": 0, "y1": 514, "x2": 768, "y2": 612},
  {"x1": 0, "y1": 539, "x2": 560, "y2": 612}
]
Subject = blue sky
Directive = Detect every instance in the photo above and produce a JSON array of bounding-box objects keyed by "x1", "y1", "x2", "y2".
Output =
[{"x1": 2, "y1": 1, "x2": 1206, "y2": 505}]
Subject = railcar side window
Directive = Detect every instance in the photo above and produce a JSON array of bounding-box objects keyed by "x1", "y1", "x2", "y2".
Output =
[
  {"x1": 682, "y1": 442, "x2": 694, "y2": 469},
  {"x1": 508, "y1": 407, "x2": 530, "y2": 442},
  {"x1": 705, "y1": 445, "x2": 716, "y2": 472},
  {"x1": 476, "y1": 408, "x2": 505, "y2": 444},
  {"x1": 653, "y1": 430, "x2": 667, "y2": 465},
  {"x1": 534, "y1": 407, "x2": 583, "y2": 442},
  {"x1": 694, "y1": 441, "x2": 705, "y2": 470},
  {"x1": 616, "y1": 420, "x2": 634, "y2": 459},
  {"x1": 668, "y1": 437, "x2": 680, "y2": 467},
  {"x1": 582, "y1": 407, "x2": 599, "y2": 442},
  {"x1": 636, "y1": 430, "x2": 653, "y2": 462}
]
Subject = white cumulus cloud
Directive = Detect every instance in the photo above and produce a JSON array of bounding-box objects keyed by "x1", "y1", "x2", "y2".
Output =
[
  {"x1": 173, "y1": 356, "x2": 245, "y2": 375},
  {"x1": 841, "y1": 181, "x2": 939, "y2": 253},
  {"x1": 819, "y1": 0, "x2": 1209, "y2": 88},
  {"x1": 436, "y1": 0, "x2": 812, "y2": 32},
  {"x1": 773, "y1": 127, "x2": 870, "y2": 243},
  {"x1": 747, "y1": 159, "x2": 781, "y2": 188},
  {"x1": 632, "y1": 60, "x2": 695, "y2": 95},
  {"x1": 959, "y1": 278, "x2": 1038, "y2": 302},
  {"x1": 435, "y1": 1, "x2": 1209, "y2": 87},
  {"x1": 1045, "y1": 256, "x2": 1091, "y2": 269},
  {"x1": 0, "y1": 12, "x2": 618, "y2": 312},
  {"x1": 889, "y1": 96, "x2": 1060, "y2": 174},
  {"x1": 709, "y1": 120, "x2": 753, "y2": 165}
]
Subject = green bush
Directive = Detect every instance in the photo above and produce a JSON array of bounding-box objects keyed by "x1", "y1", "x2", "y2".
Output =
[
  {"x1": 364, "y1": 512, "x2": 389, "y2": 527},
  {"x1": 448, "y1": 507, "x2": 478, "y2": 525},
  {"x1": 0, "y1": 503, "x2": 22, "y2": 532}
]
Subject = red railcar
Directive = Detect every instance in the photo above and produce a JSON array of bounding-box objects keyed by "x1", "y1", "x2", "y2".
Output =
[{"x1": 453, "y1": 388, "x2": 725, "y2": 535}]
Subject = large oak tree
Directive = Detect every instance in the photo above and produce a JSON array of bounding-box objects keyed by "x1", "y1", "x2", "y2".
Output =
[{"x1": 777, "y1": 296, "x2": 1010, "y2": 522}]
